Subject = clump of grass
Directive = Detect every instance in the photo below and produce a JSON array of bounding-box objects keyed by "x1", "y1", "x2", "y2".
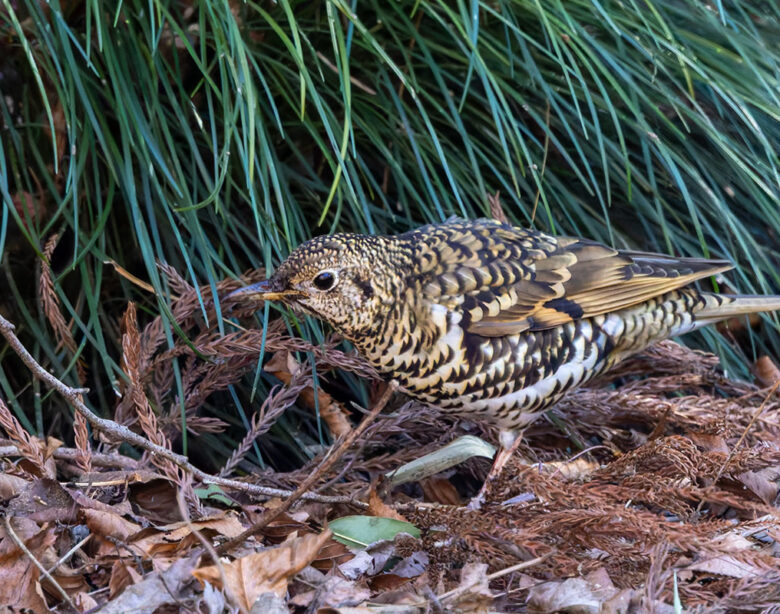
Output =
[{"x1": 0, "y1": 1, "x2": 778, "y2": 467}]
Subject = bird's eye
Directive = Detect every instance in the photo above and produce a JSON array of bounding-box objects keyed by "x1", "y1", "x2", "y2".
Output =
[{"x1": 313, "y1": 270, "x2": 337, "y2": 291}]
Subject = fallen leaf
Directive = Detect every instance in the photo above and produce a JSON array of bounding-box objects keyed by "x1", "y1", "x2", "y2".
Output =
[
  {"x1": 98, "y1": 554, "x2": 199, "y2": 614},
  {"x1": 108, "y1": 560, "x2": 143, "y2": 599},
  {"x1": 686, "y1": 554, "x2": 769, "y2": 579},
  {"x1": 542, "y1": 457, "x2": 600, "y2": 481},
  {"x1": 82, "y1": 508, "x2": 140, "y2": 542},
  {"x1": 128, "y1": 477, "x2": 182, "y2": 523},
  {"x1": 311, "y1": 537, "x2": 354, "y2": 571},
  {"x1": 193, "y1": 529, "x2": 332, "y2": 609},
  {"x1": 368, "y1": 573, "x2": 413, "y2": 592},
  {"x1": 0, "y1": 524, "x2": 55, "y2": 612},
  {"x1": 82, "y1": 508, "x2": 142, "y2": 559},
  {"x1": 298, "y1": 575, "x2": 371, "y2": 611},
  {"x1": 7, "y1": 478, "x2": 77, "y2": 524},
  {"x1": 257, "y1": 510, "x2": 310, "y2": 543},
  {"x1": 368, "y1": 486, "x2": 408, "y2": 522},
  {"x1": 527, "y1": 568, "x2": 621, "y2": 614},
  {"x1": 419, "y1": 476, "x2": 462, "y2": 505},
  {"x1": 330, "y1": 515, "x2": 420, "y2": 550},
  {"x1": 754, "y1": 355, "x2": 780, "y2": 387},
  {"x1": 737, "y1": 467, "x2": 780, "y2": 505},
  {"x1": 249, "y1": 592, "x2": 288, "y2": 614},
  {"x1": 0, "y1": 473, "x2": 28, "y2": 501},
  {"x1": 131, "y1": 514, "x2": 246, "y2": 558},
  {"x1": 386, "y1": 435, "x2": 495, "y2": 487},
  {"x1": 265, "y1": 351, "x2": 352, "y2": 437},
  {"x1": 443, "y1": 562, "x2": 494, "y2": 613}
]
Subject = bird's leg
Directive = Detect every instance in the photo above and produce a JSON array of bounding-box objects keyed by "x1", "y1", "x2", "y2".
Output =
[{"x1": 467, "y1": 428, "x2": 523, "y2": 510}]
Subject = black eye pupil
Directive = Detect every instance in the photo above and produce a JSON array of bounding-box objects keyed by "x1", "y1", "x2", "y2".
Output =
[{"x1": 313, "y1": 271, "x2": 335, "y2": 290}]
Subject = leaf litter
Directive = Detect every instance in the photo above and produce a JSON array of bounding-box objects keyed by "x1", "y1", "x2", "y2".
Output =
[{"x1": 0, "y1": 268, "x2": 779, "y2": 612}]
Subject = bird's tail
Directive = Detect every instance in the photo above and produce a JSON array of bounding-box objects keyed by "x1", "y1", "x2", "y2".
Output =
[{"x1": 696, "y1": 293, "x2": 780, "y2": 325}]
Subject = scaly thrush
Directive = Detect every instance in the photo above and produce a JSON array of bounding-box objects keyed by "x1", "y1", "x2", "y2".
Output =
[{"x1": 231, "y1": 218, "x2": 780, "y2": 497}]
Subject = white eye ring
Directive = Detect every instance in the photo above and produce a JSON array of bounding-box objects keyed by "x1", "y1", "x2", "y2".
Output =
[{"x1": 312, "y1": 270, "x2": 338, "y2": 291}]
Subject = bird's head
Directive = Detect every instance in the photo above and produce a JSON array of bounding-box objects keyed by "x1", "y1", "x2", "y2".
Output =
[{"x1": 230, "y1": 233, "x2": 407, "y2": 340}]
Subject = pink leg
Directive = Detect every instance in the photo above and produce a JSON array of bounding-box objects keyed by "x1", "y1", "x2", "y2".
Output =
[{"x1": 467, "y1": 428, "x2": 523, "y2": 509}]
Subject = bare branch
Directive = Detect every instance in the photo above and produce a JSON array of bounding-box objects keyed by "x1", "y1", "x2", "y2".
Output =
[{"x1": 0, "y1": 313, "x2": 367, "y2": 505}]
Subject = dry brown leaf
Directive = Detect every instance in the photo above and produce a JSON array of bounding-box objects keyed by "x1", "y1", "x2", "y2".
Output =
[
  {"x1": 7, "y1": 478, "x2": 77, "y2": 524},
  {"x1": 73, "y1": 592, "x2": 99, "y2": 612},
  {"x1": 686, "y1": 554, "x2": 769, "y2": 579},
  {"x1": 368, "y1": 487, "x2": 409, "y2": 523},
  {"x1": 755, "y1": 355, "x2": 780, "y2": 387},
  {"x1": 108, "y1": 560, "x2": 144, "y2": 599},
  {"x1": 48, "y1": 565, "x2": 90, "y2": 593},
  {"x1": 527, "y1": 568, "x2": 625, "y2": 614},
  {"x1": 0, "y1": 473, "x2": 29, "y2": 501},
  {"x1": 420, "y1": 476, "x2": 462, "y2": 505},
  {"x1": 543, "y1": 457, "x2": 600, "y2": 481},
  {"x1": 292, "y1": 574, "x2": 372, "y2": 611},
  {"x1": 0, "y1": 524, "x2": 55, "y2": 612},
  {"x1": 737, "y1": 467, "x2": 780, "y2": 505},
  {"x1": 256, "y1": 510, "x2": 309, "y2": 543},
  {"x1": 193, "y1": 529, "x2": 332, "y2": 609},
  {"x1": 131, "y1": 514, "x2": 246, "y2": 558},
  {"x1": 82, "y1": 508, "x2": 143, "y2": 559},
  {"x1": 369, "y1": 573, "x2": 414, "y2": 592},
  {"x1": 98, "y1": 555, "x2": 199, "y2": 614},
  {"x1": 688, "y1": 431, "x2": 729, "y2": 454},
  {"x1": 127, "y1": 477, "x2": 182, "y2": 523},
  {"x1": 311, "y1": 537, "x2": 354, "y2": 571},
  {"x1": 265, "y1": 350, "x2": 352, "y2": 437},
  {"x1": 82, "y1": 508, "x2": 140, "y2": 543},
  {"x1": 444, "y1": 562, "x2": 494, "y2": 613}
]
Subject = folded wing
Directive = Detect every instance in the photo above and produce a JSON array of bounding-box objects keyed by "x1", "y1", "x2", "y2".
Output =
[{"x1": 413, "y1": 219, "x2": 731, "y2": 337}]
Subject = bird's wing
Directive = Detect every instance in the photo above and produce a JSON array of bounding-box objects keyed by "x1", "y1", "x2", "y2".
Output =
[{"x1": 414, "y1": 219, "x2": 732, "y2": 336}]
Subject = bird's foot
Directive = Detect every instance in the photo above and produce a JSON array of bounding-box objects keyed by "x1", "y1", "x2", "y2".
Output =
[{"x1": 466, "y1": 429, "x2": 525, "y2": 509}]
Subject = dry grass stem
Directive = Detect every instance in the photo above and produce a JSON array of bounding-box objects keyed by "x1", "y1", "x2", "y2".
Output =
[
  {"x1": 0, "y1": 397, "x2": 47, "y2": 476},
  {"x1": 0, "y1": 313, "x2": 362, "y2": 505},
  {"x1": 215, "y1": 381, "x2": 398, "y2": 555},
  {"x1": 38, "y1": 233, "x2": 85, "y2": 384}
]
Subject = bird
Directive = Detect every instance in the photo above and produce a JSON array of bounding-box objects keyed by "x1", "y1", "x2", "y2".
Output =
[{"x1": 230, "y1": 217, "x2": 780, "y2": 502}]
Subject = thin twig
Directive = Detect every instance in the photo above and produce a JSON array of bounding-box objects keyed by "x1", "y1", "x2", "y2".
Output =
[
  {"x1": 46, "y1": 533, "x2": 92, "y2": 575},
  {"x1": 4, "y1": 515, "x2": 78, "y2": 613},
  {"x1": 696, "y1": 379, "x2": 780, "y2": 514},
  {"x1": 437, "y1": 552, "x2": 553, "y2": 603},
  {"x1": 713, "y1": 379, "x2": 780, "y2": 483},
  {"x1": 176, "y1": 482, "x2": 234, "y2": 609},
  {"x1": 0, "y1": 444, "x2": 140, "y2": 469},
  {"x1": 0, "y1": 314, "x2": 364, "y2": 505},
  {"x1": 547, "y1": 445, "x2": 610, "y2": 480},
  {"x1": 216, "y1": 382, "x2": 398, "y2": 555}
]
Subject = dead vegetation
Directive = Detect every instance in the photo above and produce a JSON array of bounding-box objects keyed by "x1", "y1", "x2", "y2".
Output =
[{"x1": 1, "y1": 267, "x2": 780, "y2": 612}]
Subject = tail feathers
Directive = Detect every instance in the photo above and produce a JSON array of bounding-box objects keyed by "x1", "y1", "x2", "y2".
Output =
[{"x1": 697, "y1": 294, "x2": 780, "y2": 323}]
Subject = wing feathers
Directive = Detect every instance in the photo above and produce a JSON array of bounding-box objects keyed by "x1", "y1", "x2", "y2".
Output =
[
  {"x1": 463, "y1": 229, "x2": 730, "y2": 336},
  {"x1": 410, "y1": 219, "x2": 732, "y2": 337}
]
